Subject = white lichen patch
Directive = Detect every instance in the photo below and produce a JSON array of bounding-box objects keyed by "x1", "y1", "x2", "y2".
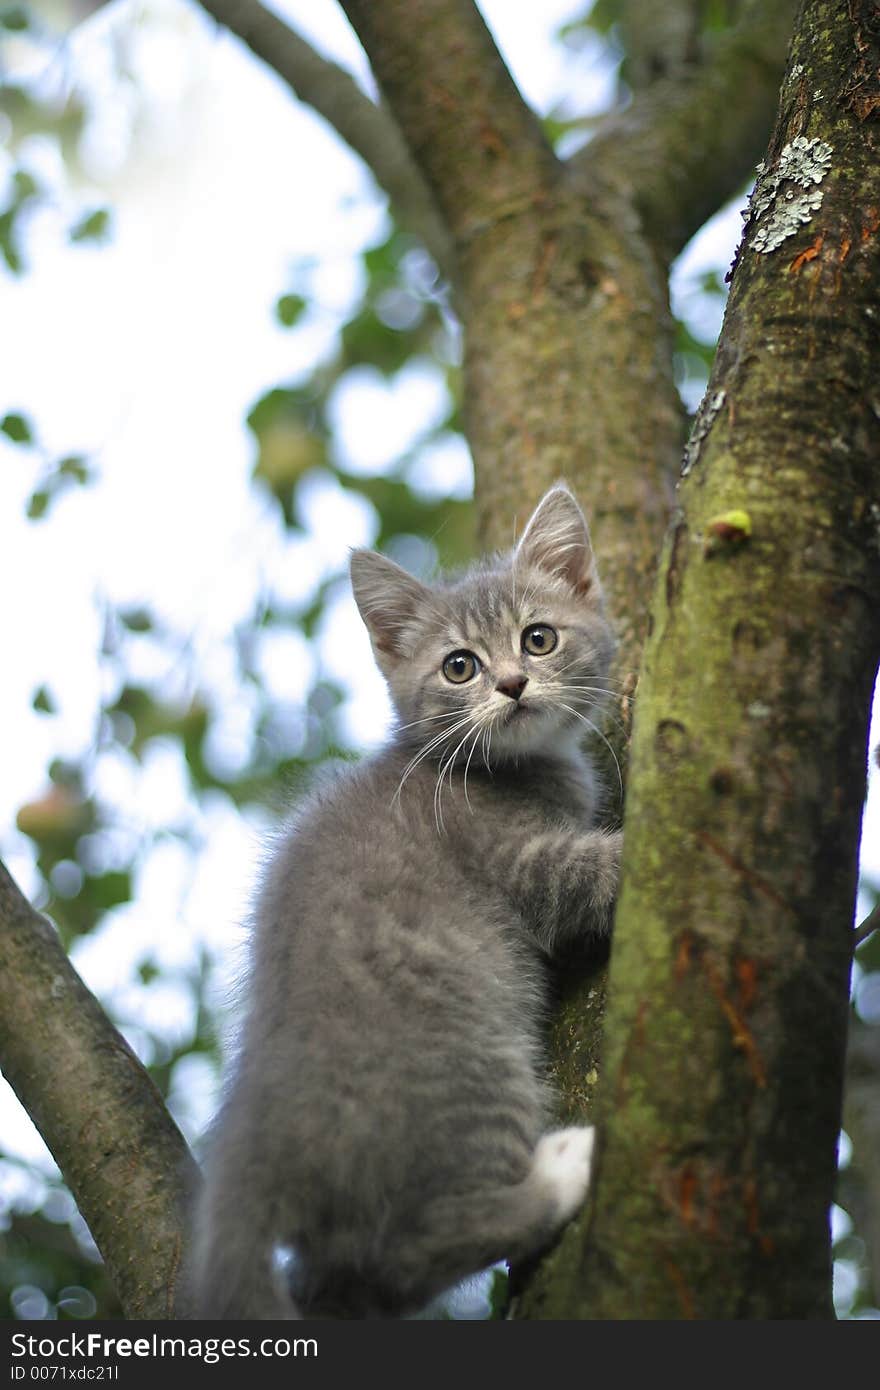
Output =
[
  {"x1": 752, "y1": 188, "x2": 826, "y2": 253},
  {"x1": 773, "y1": 136, "x2": 832, "y2": 190},
  {"x1": 745, "y1": 136, "x2": 833, "y2": 255}
]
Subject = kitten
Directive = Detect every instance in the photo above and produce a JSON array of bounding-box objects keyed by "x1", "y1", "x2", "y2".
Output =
[{"x1": 191, "y1": 484, "x2": 622, "y2": 1319}]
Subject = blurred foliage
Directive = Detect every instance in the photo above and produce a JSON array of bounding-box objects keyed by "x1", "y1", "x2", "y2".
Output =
[
  {"x1": 68, "y1": 207, "x2": 111, "y2": 244},
  {"x1": 1, "y1": 410, "x2": 32, "y2": 443},
  {"x1": 2, "y1": 406, "x2": 95, "y2": 518},
  {"x1": 0, "y1": 1207, "x2": 122, "y2": 1321},
  {"x1": 0, "y1": 167, "x2": 42, "y2": 273},
  {"x1": 1, "y1": 0, "x2": 877, "y2": 1325}
]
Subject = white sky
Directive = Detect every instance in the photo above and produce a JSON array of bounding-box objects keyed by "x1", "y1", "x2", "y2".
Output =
[{"x1": 1, "y1": 0, "x2": 878, "y2": 1206}]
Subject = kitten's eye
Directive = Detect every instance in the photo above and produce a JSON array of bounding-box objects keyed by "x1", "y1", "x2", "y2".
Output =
[
  {"x1": 522, "y1": 624, "x2": 558, "y2": 656},
  {"x1": 442, "y1": 650, "x2": 480, "y2": 684}
]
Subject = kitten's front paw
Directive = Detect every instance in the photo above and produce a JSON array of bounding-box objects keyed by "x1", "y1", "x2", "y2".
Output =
[
  {"x1": 533, "y1": 1125, "x2": 595, "y2": 1224},
  {"x1": 589, "y1": 829, "x2": 622, "y2": 927}
]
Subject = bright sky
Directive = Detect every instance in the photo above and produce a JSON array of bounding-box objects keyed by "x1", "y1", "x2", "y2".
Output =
[{"x1": 0, "y1": 0, "x2": 878, "y2": 1271}]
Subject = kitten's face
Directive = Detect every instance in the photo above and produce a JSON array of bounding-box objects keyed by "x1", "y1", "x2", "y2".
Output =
[{"x1": 351, "y1": 485, "x2": 615, "y2": 766}]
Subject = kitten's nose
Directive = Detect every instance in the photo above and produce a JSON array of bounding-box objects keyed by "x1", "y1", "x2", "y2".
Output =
[{"x1": 496, "y1": 675, "x2": 528, "y2": 702}]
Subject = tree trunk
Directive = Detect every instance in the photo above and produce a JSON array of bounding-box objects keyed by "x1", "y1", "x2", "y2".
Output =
[{"x1": 518, "y1": 0, "x2": 880, "y2": 1318}]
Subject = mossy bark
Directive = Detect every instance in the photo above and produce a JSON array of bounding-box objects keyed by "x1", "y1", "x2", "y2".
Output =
[
  {"x1": 518, "y1": 0, "x2": 880, "y2": 1318},
  {"x1": 0, "y1": 863, "x2": 198, "y2": 1317}
]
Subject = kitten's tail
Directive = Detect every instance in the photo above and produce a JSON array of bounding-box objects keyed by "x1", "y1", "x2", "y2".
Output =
[
  {"x1": 187, "y1": 1186, "x2": 302, "y2": 1321},
  {"x1": 188, "y1": 1239, "x2": 303, "y2": 1321}
]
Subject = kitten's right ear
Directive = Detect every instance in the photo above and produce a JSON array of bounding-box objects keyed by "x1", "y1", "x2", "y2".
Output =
[
  {"x1": 516, "y1": 484, "x2": 601, "y2": 600},
  {"x1": 350, "y1": 549, "x2": 433, "y2": 661}
]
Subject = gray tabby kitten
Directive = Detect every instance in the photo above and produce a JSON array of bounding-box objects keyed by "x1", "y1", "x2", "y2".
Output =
[{"x1": 191, "y1": 484, "x2": 622, "y2": 1319}]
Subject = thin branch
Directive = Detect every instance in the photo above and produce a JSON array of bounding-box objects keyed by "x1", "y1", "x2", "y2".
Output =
[
  {"x1": 855, "y1": 899, "x2": 880, "y2": 948},
  {"x1": 196, "y1": 0, "x2": 455, "y2": 282},
  {"x1": 337, "y1": 0, "x2": 559, "y2": 260},
  {"x1": 0, "y1": 858, "x2": 198, "y2": 1317},
  {"x1": 579, "y1": 0, "x2": 800, "y2": 264}
]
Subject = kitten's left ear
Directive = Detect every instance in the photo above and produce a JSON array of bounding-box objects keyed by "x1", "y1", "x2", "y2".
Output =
[
  {"x1": 350, "y1": 548, "x2": 433, "y2": 662},
  {"x1": 516, "y1": 484, "x2": 600, "y2": 599}
]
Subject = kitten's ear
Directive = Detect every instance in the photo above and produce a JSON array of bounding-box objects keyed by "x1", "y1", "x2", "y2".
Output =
[
  {"x1": 350, "y1": 549, "x2": 433, "y2": 660},
  {"x1": 516, "y1": 484, "x2": 600, "y2": 599}
]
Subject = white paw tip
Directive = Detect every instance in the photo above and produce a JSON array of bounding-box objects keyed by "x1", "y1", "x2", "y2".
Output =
[{"x1": 533, "y1": 1125, "x2": 595, "y2": 1223}]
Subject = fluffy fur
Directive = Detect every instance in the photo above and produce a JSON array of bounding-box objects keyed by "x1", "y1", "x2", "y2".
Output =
[{"x1": 191, "y1": 484, "x2": 622, "y2": 1319}]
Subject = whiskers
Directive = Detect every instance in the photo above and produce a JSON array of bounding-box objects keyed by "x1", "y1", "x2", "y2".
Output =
[
  {"x1": 392, "y1": 674, "x2": 622, "y2": 836},
  {"x1": 433, "y1": 715, "x2": 488, "y2": 834},
  {"x1": 393, "y1": 706, "x2": 496, "y2": 834},
  {"x1": 554, "y1": 690, "x2": 624, "y2": 800}
]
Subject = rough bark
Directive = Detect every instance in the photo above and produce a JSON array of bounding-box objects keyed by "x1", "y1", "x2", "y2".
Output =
[
  {"x1": 518, "y1": 0, "x2": 880, "y2": 1318},
  {"x1": 0, "y1": 861, "x2": 198, "y2": 1317}
]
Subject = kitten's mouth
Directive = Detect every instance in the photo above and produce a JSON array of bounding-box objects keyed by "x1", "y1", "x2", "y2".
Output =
[{"x1": 504, "y1": 701, "x2": 533, "y2": 722}]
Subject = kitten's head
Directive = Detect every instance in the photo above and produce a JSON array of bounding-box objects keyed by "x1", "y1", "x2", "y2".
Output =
[{"x1": 350, "y1": 484, "x2": 615, "y2": 764}]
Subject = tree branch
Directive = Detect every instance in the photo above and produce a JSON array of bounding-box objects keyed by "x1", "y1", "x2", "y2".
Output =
[
  {"x1": 0, "y1": 859, "x2": 198, "y2": 1318},
  {"x1": 617, "y1": 0, "x2": 705, "y2": 90},
  {"x1": 855, "y1": 898, "x2": 879, "y2": 948},
  {"x1": 337, "y1": 0, "x2": 558, "y2": 260},
  {"x1": 580, "y1": 0, "x2": 800, "y2": 264},
  {"x1": 196, "y1": 0, "x2": 455, "y2": 282}
]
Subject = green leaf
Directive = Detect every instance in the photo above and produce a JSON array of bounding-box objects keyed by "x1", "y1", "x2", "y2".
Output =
[
  {"x1": 16, "y1": 783, "x2": 95, "y2": 853},
  {"x1": 703, "y1": 0, "x2": 735, "y2": 35},
  {"x1": 275, "y1": 293, "x2": 307, "y2": 328},
  {"x1": 12, "y1": 169, "x2": 39, "y2": 203},
  {"x1": 0, "y1": 6, "x2": 30, "y2": 31},
  {"x1": 247, "y1": 387, "x2": 328, "y2": 519},
  {"x1": 247, "y1": 385, "x2": 324, "y2": 439},
  {"x1": 2, "y1": 411, "x2": 33, "y2": 444},
  {"x1": 562, "y1": 0, "x2": 619, "y2": 37},
  {"x1": 57, "y1": 455, "x2": 90, "y2": 484},
  {"x1": 119, "y1": 607, "x2": 154, "y2": 633},
  {"x1": 541, "y1": 112, "x2": 593, "y2": 148},
  {"x1": 363, "y1": 227, "x2": 416, "y2": 280},
  {"x1": 26, "y1": 489, "x2": 50, "y2": 519},
  {"x1": 32, "y1": 686, "x2": 56, "y2": 714},
  {"x1": 341, "y1": 307, "x2": 425, "y2": 376},
  {"x1": 86, "y1": 870, "x2": 133, "y2": 912},
  {"x1": 0, "y1": 209, "x2": 22, "y2": 273},
  {"x1": 698, "y1": 269, "x2": 727, "y2": 298},
  {"x1": 69, "y1": 209, "x2": 111, "y2": 244}
]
